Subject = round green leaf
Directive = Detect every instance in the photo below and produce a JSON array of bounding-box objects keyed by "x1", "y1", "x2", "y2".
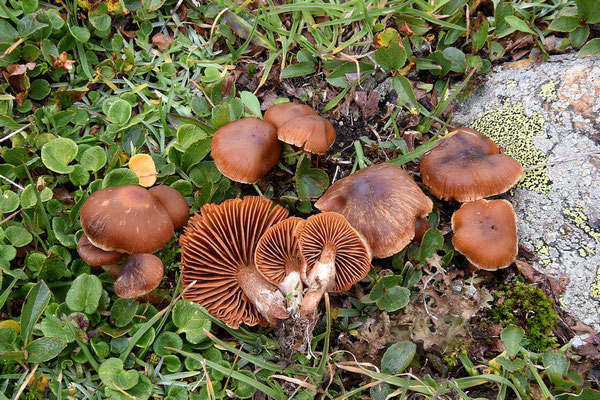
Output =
[
  {"x1": 4, "y1": 225, "x2": 33, "y2": 247},
  {"x1": 25, "y1": 337, "x2": 67, "y2": 363},
  {"x1": 381, "y1": 341, "x2": 417, "y2": 374},
  {"x1": 108, "y1": 99, "x2": 132, "y2": 126},
  {"x1": 163, "y1": 354, "x2": 181, "y2": 372},
  {"x1": 176, "y1": 124, "x2": 206, "y2": 151},
  {"x1": 41, "y1": 138, "x2": 78, "y2": 174},
  {"x1": 66, "y1": 273, "x2": 102, "y2": 314},
  {"x1": 99, "y1": 358, "x2": 140, "y2": 391},
  {"x1": 20, "y1": 185, "x2": 53, "y2": 208},
  {"x1": 69, "y1": 164, "x2": 90, "y2": 186},
  {"x1": 172, "y1": 300, "x2": 211, "y2": 344},
  {"x1": 81, "y1": 146, "x2": 107, "y2": 172},
  {"x1": 29, "y1": 79, "x2": 51, "y2": 100},
  {"x1": 110, "y1": 298, "x2": 137, "y2": 327},
  {"x1": 153, "y1": 331, "x2": 183, "y2": 357},
  {"x1": 233, "y1": 369, "x2": 258, "y2": 399},
  {"x1": 70, "y1": 25, "x2": 91, "y2": 43},
  {"x1": 102, "y1": 168, "x2": 139, "y2": 188},
  {"x1": 0, "y1": 190, "x2": 19, "y2": 214}
]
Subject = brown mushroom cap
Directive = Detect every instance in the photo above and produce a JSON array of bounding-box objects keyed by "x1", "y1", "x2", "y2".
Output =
[
  {"x1": 451, "y1": 199, "x2": 518, "y2": 270},
  {"x1": 413, "y1": 217, "x2": 432, "y2": 243},
  {"x1": 77, "y1": 233, "x2": 124, "y2": 266},
  {"x1": 211, "y1": 117, "x2": 281, "y2": 184},
  {"x1": 80, "y1": 185, "x2": 174, "y2": 254},
  {"x1": 149, "y1": 185, "x2": 190, "y2": 229},
  {"x1": 255, "y1": 217, "x2": 305, "y2": 296},
  {"x1": 264, "y1": 102, "x2": 318, "y2": 129},
  {"x1": 179, "y1": 196, "x2": 291, "y2": 328},
  {"x1": 277, "y1": 115, "x2": 336, "y2": 154},
  {"x1": 114, "y1": 254, "x2": 164, "y2": 298},
  {"x1": 315, "y1": 164, "x2": 433, "y2": 258},
  {"x1": 419, "y1": 127, "x2": 523, "y2": 202}
]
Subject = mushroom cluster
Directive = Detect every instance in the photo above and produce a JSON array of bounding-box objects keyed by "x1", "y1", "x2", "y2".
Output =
[
  {"x1": 77, "y1": 185, "x2": 189, "y2": 298},
  {"x1": 420, "y1": 127, "x2": 523, "y2": 270},
  {"x1": 211, "y1": 102, "x2": 336, "y2": 184}
]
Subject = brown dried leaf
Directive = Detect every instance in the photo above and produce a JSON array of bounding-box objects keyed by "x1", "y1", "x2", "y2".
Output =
[{"x1": 152, "y1": 33, "x2": 173, "y2": 51}]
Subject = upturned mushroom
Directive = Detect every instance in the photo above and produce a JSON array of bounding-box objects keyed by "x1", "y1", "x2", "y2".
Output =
[
  {"x1": 297, "y1": 212, "x2": 371, "y2": 317},
  {"x1": 255, "y1": 217, "x2": 305, "y2": 310},
  {"x1": 451, "y1": 199, "x2": 518, "y2": 270},
  {"x1": 114, "y1": 254, "x2": 164, "y2": 298},
  {"x1": 179, "y1": 196, "x2": 291, "y2": 328},
  {"x1": 419, "y1": 127, "x2": 523, "y2": 202},
  {"x1": 211, "y1": 117, "x2": 281, "y2": 184},
  {"x1": 315, "y1": 164, "x2": 433, "y2": 258}
]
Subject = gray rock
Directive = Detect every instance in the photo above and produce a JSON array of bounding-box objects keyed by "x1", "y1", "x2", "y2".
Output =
[{"x1": 453, "y1": 54, "x2": 600, "y2": 329}]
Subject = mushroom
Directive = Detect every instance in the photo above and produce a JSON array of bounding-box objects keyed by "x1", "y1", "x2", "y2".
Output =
[
  {"x1": 413, "y1": 217, "x2": 432, "y2": 243},
  {"x1": 255, "y1": 217, "x2": 305, "y2": 310},
  {"x1": 148, "y1": 185, "x2": 190, "y2": 229},
  {"x1": 179, "y1": 196, "x2": 291, "y2": 328},
  {"x1": 277, "y1": 115, "x2": 336, "y2": 155},
  {"x1": 264, "y1": 102, "x2": 318, "y2": 129},
  {"x1": 80, "y1": 185, "x2": 174, "y2": 254},
  {"x1": 77, "y1": 233, "x2": 124, "y2": 266},
  {"x1": 211, "y1": 117, "x2": 281, "y2": 184},
  {"x1": 314, "y1": 164, "x2": 433, "y2": 259},
  {"x1": 114, "y1": 254, "x2": 164, "y2": 298},
  {"x1": 451, "y1": 199, "x2": 518, "y2": 270},
  {"x1": 419, "y1": 127, "x2": 523, "y2": 202},
  {"x1": 297, "y1": 212, "x2": 371, "y2": 317}
]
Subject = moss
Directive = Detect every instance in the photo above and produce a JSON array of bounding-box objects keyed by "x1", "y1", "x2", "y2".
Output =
[
  {"x1": 488, "y1": 283, "x2": 559, "y2": 352},
  {"x1": 443, "y1": 339, "x2": 469, "y2": 369}
]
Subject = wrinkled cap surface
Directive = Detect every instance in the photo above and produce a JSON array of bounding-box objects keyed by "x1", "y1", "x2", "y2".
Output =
[
  {"x1": 451, "y1": 199, "x2": 518, "y2": 270},
  {"x1": 149, "y1": 185, "x2": 190, "y2": 229},
  {"x1": 297, "y1": 212, "x2": 371, "y2": 292},
  {"x1": 315, "y1": 164, "x2": 433, "y2": 258},
  {"x1": 264, "y1": 102, "x2": 318, "y2": 129},
  {"x1": 420, "y1": 127, "x2": 523, "y2": 202},
  {"x1": 278, "y1": 115, "x2": 336, "y2": 154},
  {"x1": 180, "y1": 196, "x2": 290, "y2": 328},
  {"x1": 114, "y1": 253, "x2": 164, "y2": 298},
  {"x1": 255, "y1": 217, "x2": 305, "y2": 285},
  {"x1": 77, "y1": 233, "x2": 124, "y2": 266},
  {"x1": 211, "y1": 117, "x2": 281, "y2": 184},
  {"x1": 80, "y1": 185, "x2": 174, "y2": 254}
]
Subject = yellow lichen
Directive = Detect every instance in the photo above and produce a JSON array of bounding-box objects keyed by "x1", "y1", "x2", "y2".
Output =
[
  {"x1": 563, "y1": 207, "x2": 600, "y2": 243},
  {"x1": 591, "y1": 267, "x2": 600, "y2": 301},
  {"x1": 534, "y1": 240, "x2": 551, "y2": 265},
  {"x1": 539, "y1": 81, "x2": 559, "y2": 102},
  {"x1": 506, "y1": 80, "x2": 518, "y2": 87},
  {"x1": 471, "y1": 103, "x2": 551, "y2": 194}
]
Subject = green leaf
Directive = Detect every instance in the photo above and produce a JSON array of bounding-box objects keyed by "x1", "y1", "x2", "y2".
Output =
[
  {"x1": 90, "y1": 14, "x2": 111, "y2": 32},
  {"x1": 110, "y1": 298, "x2": 137, "y2": 328},
  {"x1": 104, "y1": 375, "x2": 152, "y2": 400},
  {"x1": 69, "y1": 164, "x2": 90, "y2": 186},
  {"x1": 472, "y1": 19, "x2": 488, "y2": 52},
  {"x1": 234, "y1": 370, "x2": 258, "y2": 399},
  {"x1": 578, "y1": 38, "x2": 600, "y2": 57},
  {"x1": 500, "y1": 325, "x2": 524, "y2": 358},
  {"x1": 570, "y1": 25, "x2": 590, "y2": 48},
  {"x1": 41, "y1": 138, "x2": 78, "y2": 174},
  {"x1": 0, "y1": 20, "x2": 18, "y2": 42},
  {"x1": 504, "y1": 16, "x2": 535, "y2": 35},
  {"x1": 102, "y1": 168, "x2": 139, "y2": 188},
  {"x1": 495, "y1": 356, "x2": 524, "y2": 372},
  {"x1": 20, "y1": 185, "x2": 52, "y2": 208},
  {"x1": 25, "y1": 337, "x2": 66, "y2": 363},
  {"x1": 295, "y1": 157, "x2": 329, "y2": 200},
  {"x1": 66, "y1": 273, "x2": 102, "y2": 314},
  {"x1": 69, "y1": 25, "x2": 91, "y2": 43},
  {"x1": 4, "y1": 225, "x2": 32, "y2": 247},
  {"x1": 488, "y1": 41, "x2": 505, "y2": 61},
  {"x1": 391, "y1": 75, "x2": 420, "y2": 113},
  {"x1": 40, "y1": 315, "x2": 76, "y2": 343},
  {"x1": 373, "y1": 42, "x2": 407, "y2": 72},
  {"x1": 370, "y1": 276, "x2": 411, "y2": 312},
  {"x1": 20, "y1": 281, "x2": 51, "y2": 344},
  {"x1": 17, "y1": 14, "x2": 49, "y2": 37},
  {"x1": 29, "y1": 79, "x2": 51, "y2": 100},
  {"x1": 176, "y1": 124, "x2": 206, "y2": 152},
  {"x1": 108, "y1": 100, "x2": 132, "y2": 126},
  {"x1": 240, "y1": 91, "x2": 262, "y2": 118},
  {"x1": 91, "y1": 340, "x2": 110, "y2": 359},
  {"x1": 548, "y1": 16, "x2": 581, "y2": 32},
  {"x1": 281, "y1": 61, "x2": 316, "y2": 79},
  {"x1": 0, "y1": 190, "x2": 19, "y2": 214},
  {"x1": 381, "y1": 341, "x2": 417, "y2": 374},
  {"x1": 189, "y1": 161, "x2": 221, "y2": 187},
  {"x1": 153, "y1": 331, "x2": 182, "y2": 356},
  {"x1": 577, "y1": 0, "x2": 600, "y2": 24},
  {"x1": 441, "y1": 47, "x2": 466, "y2": 73},
  {"x1": 182, "y1": 139, "x2": 212, "y2": 173},
  {"x1": 81, "y1": 146, "x2": 107, "y2": 172},
  {"x1": 163, "y1": 354, "x2": 181, "y2": 372},
  {"x1": 99, "y1": 358, "x2": 140, "y2": 391},
  {"x1": 542, "y1": 349, "x2": 569, "y2": 376},
  {"x1": 419, "y1": 229, "x2": 443, "y2": 261},
  {"x1": 172, "y1": 301, "x2": 211, "y2": 344}
]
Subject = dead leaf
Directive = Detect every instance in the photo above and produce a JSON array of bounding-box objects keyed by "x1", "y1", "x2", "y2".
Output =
[
  {"x1": 50, "y1": 52, "x2": 76, "y2": 72},
  {"x1": 152, "y1": 33, "x2": 173, "y2": 51}
]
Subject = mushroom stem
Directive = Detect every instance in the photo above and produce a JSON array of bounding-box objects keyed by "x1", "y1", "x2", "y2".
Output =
[
  {"x1": 237, "y1": 266, "x2": 290, "y2": 326},
  {"x1": 278, "y1": 259, "x2": 304, "y2": 313},
  {"x1": 301, "y1": 243, "x2": 336, "y2": 317}
]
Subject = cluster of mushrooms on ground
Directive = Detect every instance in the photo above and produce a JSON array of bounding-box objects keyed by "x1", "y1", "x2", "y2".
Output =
[{"x1": 76, "y1": 102, "x2": 524, "y2": 333}]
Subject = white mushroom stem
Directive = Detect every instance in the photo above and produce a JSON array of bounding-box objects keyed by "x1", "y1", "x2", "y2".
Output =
[
  {"x1": 238, "y1": 266, "x2": 290, "y2": 326},
  {"x1": 301, "y1": 243, "x2": 336, "y2": 317},
  {"x1": 278, "y1": 259, "x2": 304, "y2": 313}
]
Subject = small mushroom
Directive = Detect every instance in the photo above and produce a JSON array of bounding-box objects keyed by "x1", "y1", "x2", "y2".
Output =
[
  {"x1": 277, "y1": 115, "x2": 336, "y2": 155},
  {"x1": 420, "y1": 127, "x2": 523, "y2": 202},
  {"x1": 80, "y1": 185, "x2": 174, "y2": 254},
  {"x1": 451, "y1": 199, "x2": 518, "y2": 270},
  {"x1": 297, "y1": 212, "x2": 371, "y2": 317},
  {"x1": 315, "y1": 164, "x2": 433, "y2": 258},
  {"x1": 255, "y1": 217, "x2": 305, "y2": 310},
  {"x1": 264, "y1": 102, "x2": 318, "y2": 129},
  {"x1": 179, "y1": 196, "x2": 290, "y2": 328},
  {"x1": 149, "y1": 185, "x2": 190, "y2": 229},
  {"x1": 413, "y1": 217, "x2": 432, "y2": 243},
  {"x1": 114, "y1": 254, "x2": 164, "y2": 298},
  {"x1": 77, "y1": 233, "x2": 124, "y2": 266},
  {"x1": 211, "y1": 117, "x2": 281, "y2": 184}
]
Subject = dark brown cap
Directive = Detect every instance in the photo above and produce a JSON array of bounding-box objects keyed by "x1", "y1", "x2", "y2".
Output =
[
  {"x1": 297, "y1": 212, "x2": 371, "y2": 316},
  {"x1": 277, "y1": 115, "x2": 336, "y2": 154},
  {"x1": 264, "y1": 102, "x2": 318, "y2": 129},
  {"x1": 180, "y1": 196, "x2": 290, "y2": 328},
  {"x1": 149, "y1": 185, "x2": 190, "y2": 229},
  {"x1": 211, "y1": 117, "x2": 281, "y2": 184},
  {"x1": 451, "y1": 199, "x2": 518, "y2": 270},
  {"x1": 315, "y1": 164, "x2": 433, "y2": 258},
  {"x1": 77, "y1": 233, "x2": 124, "y2": 266},
  {"x1": 80, "y1": 185, "x2": 174, "y2": 254},
  {"x1": 420, "y1": 127, "x2": 523, "y2": 202},
  {"x1": 114, "y1": 253, "x2": 164, "y2": 298}
]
